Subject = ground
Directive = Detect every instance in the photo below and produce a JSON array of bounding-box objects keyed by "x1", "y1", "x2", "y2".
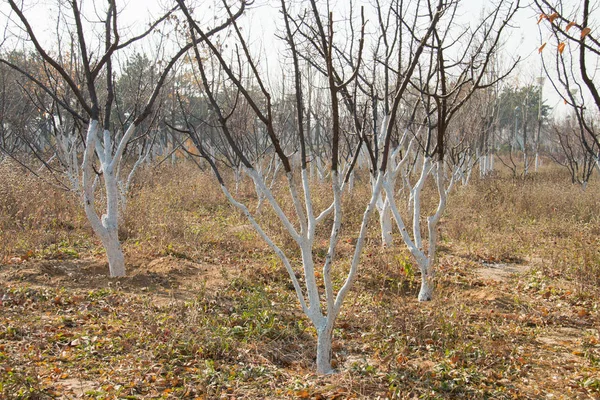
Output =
[
  {"x1": 1, "y1": 247, "x2": 598, "y2": 399},
  {"x1": 1, "y1": 166, "x2": 599, "y2": 399}
]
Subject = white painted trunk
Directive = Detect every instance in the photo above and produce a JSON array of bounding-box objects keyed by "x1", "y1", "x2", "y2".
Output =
[
  {"x1": 316, "y1": 324, "x2": 335, "y2": 374},
  {"x1": 384, "y1": 158, "x2": 453, "y2": 302},
  {"x1": 300, "y1": 244, "x2": 321, "y2": 318},
  {"x1": 56, "y1": 129, "x2": 81, "y2": 192},
  {"x1": 117, "y1": 144, "x2": 150, "y2": 215},
  {"x1": 347, "y1": 171, "x2": 355, "y2": 193},
  {"x1": 102, "y1": 169, "x2": 126, "y2": 277},
  {"x1": 479, "y1": 153, "x2": 485, "y2": 178},
  {"x1": 378, "y1": 199, "x2": 393, "y2": 247},
  {"x1": 418, "y1": 268, "x2": 433, "y2": 301},
  {"x1": 485, "y1": 154, "x2": 490, "y2": 175},
  {"x1": 81, "y1": 122, "x2": 137, "y2": 278},
  {"x1": 84, "y1": 164, "x2": 126, "y2": 278},
  {"x1": 255, "y1": 192, "x2": 266, "y2": 214},
  {"x1": 102, "y1": 229, "x2": 126, "y2": 277},
  {"x1": 212, "y1": 164, "x2": 385, "y2": 374},
  {"x1": 463, "y1": 162, "x2": 473, "y2": 186},
  {"x1": 316, "y1": 157, "x2": 326, "y2": 182},
  {"x1": 482, "y1": 153, "x2": 490, "y2": 176},
  {"x1": 234, "y1": 167, "x2": 242, "y2": 194}
]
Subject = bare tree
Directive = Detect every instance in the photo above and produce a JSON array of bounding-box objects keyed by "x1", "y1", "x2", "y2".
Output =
[
  {"x1": 549, "y1": 114, "x2": 597, "y2": 187},
  {"x1": 378, "y1": 0, "x2": 519, "y2": 300},
  {"x1": 1, "y1": 0, "x2": 245, "y2": 276},
  {"x1": 535, "y1": 0, "x2": 600, "y2": 168},
  {"x1": 176, "y1": 0, "x2": 444, "y2": 373}
]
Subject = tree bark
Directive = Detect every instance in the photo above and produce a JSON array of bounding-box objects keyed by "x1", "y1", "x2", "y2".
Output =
[
  {"x1": 316, "y1": 323, "x2": 335, "y2": 374},
  {"x1": 378, "y1": 197, "x2": 393, "y2": 247},
  {"x1": 418, "y1": 268, "x2": 433, "y2": 302},
  {"x1": 102, "y1": 230, "x2": 126, "y2": 277}
]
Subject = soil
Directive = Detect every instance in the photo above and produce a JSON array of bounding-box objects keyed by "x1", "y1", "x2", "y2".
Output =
[
  {"x1": 1, "y1": 251, "x2": 599, "y2": 399},
  {"x1": 1, "y1": 253, "x2": 236, "y2": 305}
]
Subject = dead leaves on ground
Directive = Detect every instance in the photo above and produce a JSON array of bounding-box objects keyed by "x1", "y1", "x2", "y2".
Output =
[{"x1": 1, "y1": 253, "x2": 599, "y2": 398}]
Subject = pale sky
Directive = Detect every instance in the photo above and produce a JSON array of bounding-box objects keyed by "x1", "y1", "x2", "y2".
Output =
[{"x1": 0, "y1": 0, "x2": 583, "y2": 116}]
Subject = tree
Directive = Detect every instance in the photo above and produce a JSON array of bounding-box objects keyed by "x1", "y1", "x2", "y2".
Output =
[
  {"x1": 0, "y1": 52, "x2": 52, "y2": 166},
  {"x1": 375, "y1": 0, "x2": 520, "y2": 300},
  {"x1": 495, "y1": 83, "x2": 550, "y2": 176},
  {"x1": 1, "y1": 0, "x2": 245, "y2": 276},
  {"x1": 535, "y1": 0, "x2": 600, "y2": 168},
  {"x1": 548, "y1": 114, "x2": 597, "y2": 187},
  {"x1": 176, "y1": 0, "x2": 445, "y2": 374}
]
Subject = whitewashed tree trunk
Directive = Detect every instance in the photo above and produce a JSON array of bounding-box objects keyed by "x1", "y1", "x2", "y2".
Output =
[
  {"x1": 374, "y1": 118, "x2": 417, "y2": 248},
  {"x1": 385, "y1": 156, "x2": 455, "y2": 301},
  {"x1": 315, "y1": 322, "x2": 335, "y2": 374},
  {"x1": 378, "y1": 195, "x2": 393, "y2": 246},
  {"x1": 216, "y1": 165, "x2": 383, "y2": 374},
  {"x1": 82, "y1": 120, "x2": 137, "y2": 277},
  {"x1": 347, "y1": 170, "x2": 355, "y2": 193},
  {"x1": 376, "y1": 145, "x2": 395, "y2": 247},
  {"x1": 480, "y1": 152, "x2": 491, "y2": 177},
  {"x1": 253, "y1": 156, "x2": 282, "y2": 214},
  {"x1": 460, "y1": 154, "x2": 475, "y2": 186},
  {"x1": 316, "y1": 156, "x2": 327, "y2": 182}
]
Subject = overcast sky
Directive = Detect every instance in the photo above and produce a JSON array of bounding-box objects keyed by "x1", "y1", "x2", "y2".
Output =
[{"x1": 0, "y1": 0, "x2": 578, "y2": 116}]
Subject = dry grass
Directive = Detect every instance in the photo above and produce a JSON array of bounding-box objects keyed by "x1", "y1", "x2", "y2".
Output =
[
  {"x1": 1, "y1": 159, "x2": 599, "y2": 399},
  {"x1": 0, "y1": 160, "x2": 89, "y2": 262},
  {"x1": 445, "y1": 166, "x2": 600, "y2": 295}
]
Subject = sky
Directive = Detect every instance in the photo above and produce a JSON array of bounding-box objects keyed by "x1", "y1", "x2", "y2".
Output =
[
  {"x1": 0, "y1": 0, "x2": 580, "y2": 116},
  {"x1": 237, "y1": 0, "x2": 566, "y2": 114}
]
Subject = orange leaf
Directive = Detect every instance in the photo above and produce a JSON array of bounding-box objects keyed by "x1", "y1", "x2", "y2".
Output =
[
  {"x1": 566, "y1": 21, "x2": 576, "y2": 31},
  {"x1": 537, "y1": 13, "x2": 547, "y2": 24},
  {"x1": 577, "y1": 309, "x2": 588, "y2": 318},
  {"x1": 548, "y1": 12, "x2": 559, "y2": 23},
  {"x1": 539, "y1": 42, "x2": 547, "y2": 53},
  {"x1": 581, "y1": 27, "x2": 592, "y2": 38},
  {"x1": 558, "y1": 42, "x2": 566, "y2": 54},
  {"x1": 397, "y1": 355, "x2": 408, "y2": 363},
  {"x1": 564, "y1": 98, "x2": 568, "y2": 105}
]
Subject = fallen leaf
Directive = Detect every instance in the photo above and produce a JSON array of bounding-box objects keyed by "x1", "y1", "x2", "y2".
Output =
[{"x1": 577, "y1": 309, "x2": 588, "y2": 318}]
